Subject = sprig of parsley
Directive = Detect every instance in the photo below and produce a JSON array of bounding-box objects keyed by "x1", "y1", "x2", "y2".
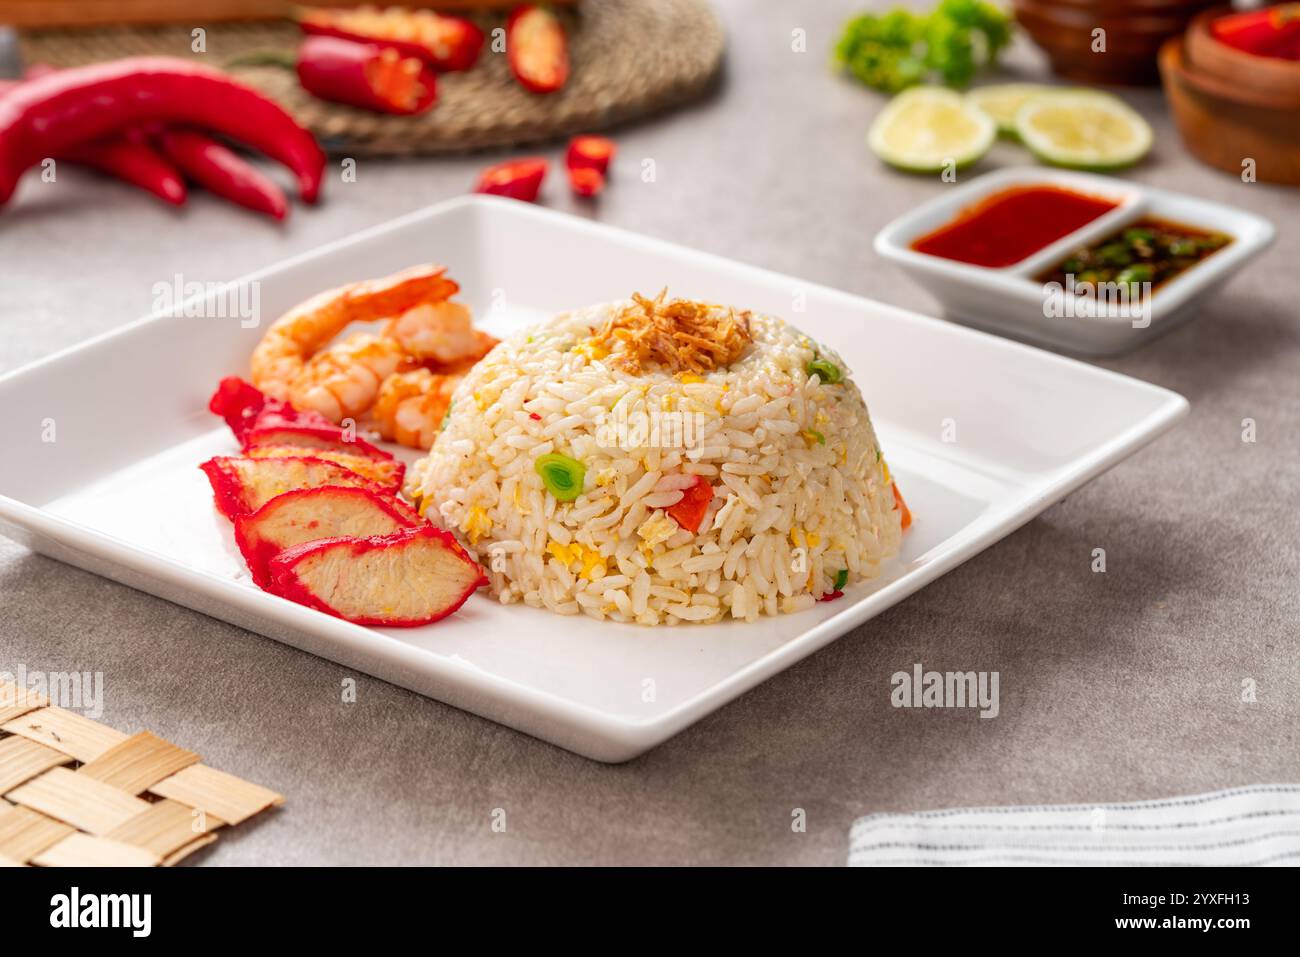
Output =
[{"x1": 834, "y1": 0, "x2": 1013, "y2": 94}]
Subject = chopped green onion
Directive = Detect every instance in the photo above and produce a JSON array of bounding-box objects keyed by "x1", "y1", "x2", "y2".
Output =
[
  {"x1": 1098, "y1": 243, "x2": 1132, "y2": 267},
  {"x1": 806, "y1": 430, "x2": 825, "y2": 445},
  {"x1": 1115, "y1": 264, "x2": 1153, "y2": 287},
  {"x1": 807, "y1": 358, "x2": 842, "y2": 384},
  {"x1": 535, "y1": 453, "x2": 586, "y2": 502},
  {"x1": 833, "y1": 568, "x2": 848, "y2": 591}
]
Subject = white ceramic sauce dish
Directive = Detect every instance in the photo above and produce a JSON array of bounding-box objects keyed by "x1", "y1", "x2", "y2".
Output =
[{"x1": 874, "y1": 167, "x2": 1275, "y2": 356}]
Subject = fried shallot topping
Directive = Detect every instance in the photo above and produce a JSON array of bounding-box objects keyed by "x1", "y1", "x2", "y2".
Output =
[{"x1": 588, "y1": 291, "x2": 753, "y2": 375}]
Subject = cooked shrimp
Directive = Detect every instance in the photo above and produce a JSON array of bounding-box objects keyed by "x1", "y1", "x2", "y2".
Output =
[
  {"x1": 290, "y1": 333, "x2": 412, "y2": 422},
  {"x1": 385, "y1": 300, "x2": 483, "y2": 364},
  {"x1": 444, "y1": 329, "x2": 501, "y2": 372},
  {"x1": 373, "y1": 368, "x2": 460, "y2": 450},
  {"x1": 250, "y1": 263, "x2": 458, "y2": 402}
]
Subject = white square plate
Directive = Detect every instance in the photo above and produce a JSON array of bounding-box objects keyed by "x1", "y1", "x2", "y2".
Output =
[{"x1": 0, "y1": 196, "x2": 1187, "y2": 761}]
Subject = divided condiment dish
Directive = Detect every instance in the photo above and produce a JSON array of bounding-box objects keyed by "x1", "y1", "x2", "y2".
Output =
[{"x1": 874, "y1": 166, "x2": 1274, "y2": 356}]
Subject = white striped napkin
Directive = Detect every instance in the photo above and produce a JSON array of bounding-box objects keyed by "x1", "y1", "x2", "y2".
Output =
[{"x1": 848, "y1": 785, "x2": 1300, "y2": 866}]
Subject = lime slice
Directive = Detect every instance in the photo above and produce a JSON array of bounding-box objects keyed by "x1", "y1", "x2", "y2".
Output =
[
  {"x1": 966, "y1": 83, "x2": 1054, "y2": 137},
  {"x1": 1014, "y1": 91, "x2": 1153, "y2": 170},
  {"x1": 867, "y1": 87, "x2": 996, "y2": 173}
]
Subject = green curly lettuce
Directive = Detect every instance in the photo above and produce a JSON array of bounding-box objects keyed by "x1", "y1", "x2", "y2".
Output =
[{"x1": 834, "y1": 0, "x2": 1013, "y2": 93}]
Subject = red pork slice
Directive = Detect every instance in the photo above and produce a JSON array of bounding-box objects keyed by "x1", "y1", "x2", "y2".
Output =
[
  {"x1": 244, "y1": 445, "x2": 405, "y2": 493},
  {"x1": 234, "y1": 486, "x2": 420, "y2": 587},
  {"x1": 200, "y1": 455, "x2": 385, "y2": 522},
  {"x1": 208, "y1": 376, "x2": 391, "y2": 460},
  {"x1": 243, "y1": 423, "x2": 390, "y2": 461},
  {"x1": 268, "y1": 525, "x2": 487, "y2": 626}
]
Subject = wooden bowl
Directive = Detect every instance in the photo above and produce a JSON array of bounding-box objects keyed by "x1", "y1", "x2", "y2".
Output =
[
  {"x1": 1160, "y1": 36, "x2": 1300, "y2": 185},
  {"x1": 1185, "y1": 4, "x2": 1300, "y2": 100},
  {"x1": 1014, "y1": 0, "x2": 1213, "y2": 85}
]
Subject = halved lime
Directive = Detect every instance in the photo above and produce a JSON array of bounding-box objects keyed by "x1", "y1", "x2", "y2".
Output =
[
  {"x1": 966, "y1": 83, "x2": 1053, "y2": 137},
  {"x1": 1014, "y1": 91, "x2": 1153, "y2": 170},
  {"x1": 867, "y1": 87, "x2": 996, "y2": 174}
]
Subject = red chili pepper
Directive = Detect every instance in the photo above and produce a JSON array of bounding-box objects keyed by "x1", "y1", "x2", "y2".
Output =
[
  {"x1": 297, "y1": 6, "x2": 484, "y2": 72},
  {"x1": 0, "y1": 71, "x2": 187, "y2": 206},
  {"x1": 1, "y1": 69, "x2": 187, "y2": 207},
  {"x1": 566, "y1": 135, "x2": 616, "y2": 174},
  {"x1": 892, "y1": 481, "x2": 912, "y2": 531},
  {"x1": 666, "y1": 476, "x2": 715, "y2": 535},
  {"x1": 296, "y1": 36, "x2": 437, "y2": 115},
  {"x1": 507, "y1": 4, "x2": 570, "y2": 94},
  {"x1": 1211, "y1": 4, "x2": 1300, "y2": 59},
  {"x1": 157, "y1": 129, "x2": 288, "y2": 220},
  {"x1": 565, "y1": 135, "x2": 615, "y2": 197},
  {"x1": 61, "y1": 134, "x2": 187, "y2": 206},
  {"x1": 567, "y1": 166, "x2": 605, "y2": 197},
  {"x1": 474, "y1": 157, "x2": 547, "y2": 202},
  {"x1": 818, "y1": 590, "x2": 844, "y2": 602},
  {"x1": 0, "y1": 57, "x2": 325, "y2": 207}
]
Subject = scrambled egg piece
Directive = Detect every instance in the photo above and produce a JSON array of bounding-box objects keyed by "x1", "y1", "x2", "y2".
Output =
[
  {"x1": 546, "y1": 540, "x2": 606, "y2": 579},
  {"x1": 637, "y1": 512, "x2": 678, "y2": 548},
  {"x1": 463, "y1": 506, "x2": 493, "y2": 544}
]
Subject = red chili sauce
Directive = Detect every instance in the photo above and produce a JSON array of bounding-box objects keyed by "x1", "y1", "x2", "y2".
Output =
[{"x1": 909, "y1": 185, "x2": 1119, "y2": 268}]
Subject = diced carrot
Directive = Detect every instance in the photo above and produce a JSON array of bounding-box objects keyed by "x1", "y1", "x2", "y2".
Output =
[{"x1": 892, "y1": 481, "x2": 912, "y2": 530}]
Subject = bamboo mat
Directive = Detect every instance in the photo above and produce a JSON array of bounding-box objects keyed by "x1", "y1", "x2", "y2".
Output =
[
  {"x1": 0, "y1": 680, "x2": 281, "y2": 866},
  {"x1": 17, "y1": 0, "x2": 726, "y2": 156}
]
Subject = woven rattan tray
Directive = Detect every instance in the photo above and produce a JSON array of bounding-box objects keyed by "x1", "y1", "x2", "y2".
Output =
[
  {"x1": 0, "y1": 680, "x2": 281, "y2": 866},
  {"x1": 17, "y1": 0, "x2": 725, "y2": 156}
]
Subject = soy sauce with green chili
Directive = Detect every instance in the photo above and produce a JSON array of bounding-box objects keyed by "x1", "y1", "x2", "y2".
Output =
[{"x1": 1038, "y1": 217, "x2": 1232, "y2": 294}]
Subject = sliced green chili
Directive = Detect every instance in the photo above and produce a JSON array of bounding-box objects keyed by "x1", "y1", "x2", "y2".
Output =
[{"x1": 535, "y1": 452, "x2": 586, "y2": 502}]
